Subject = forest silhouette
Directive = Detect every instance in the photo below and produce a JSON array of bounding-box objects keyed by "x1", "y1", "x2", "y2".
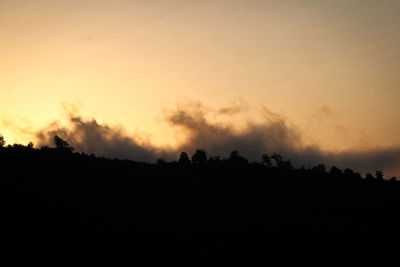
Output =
[{"x1": 1, "y1": 133, "x2": 399, "y2": 264}]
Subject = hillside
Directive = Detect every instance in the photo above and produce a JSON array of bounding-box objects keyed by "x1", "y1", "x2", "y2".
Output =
[{"x1": 0, "y1": 139, "x2": 399, "y2": 264}]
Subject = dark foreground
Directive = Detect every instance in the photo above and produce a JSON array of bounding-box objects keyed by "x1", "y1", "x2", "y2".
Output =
[{"x1": 1, "y1": 145, "x2": 399, "y2": 265}]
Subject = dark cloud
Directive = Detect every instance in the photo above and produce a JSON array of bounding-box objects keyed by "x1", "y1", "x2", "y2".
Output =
[
  {"x1": 318, "y1": 104, "x2": 332, "y2": 116},
  {"x1": 35, "y1": 102, "x2": 400, "y2": 178},
  {"x1": 166, "y1": 104, "x2": 400, "y2": 177},
  {"x1": 216, "y1": 99, "x2": 249, "y2": 115},
  {"x1": 166, "y1": 103, "x2": 303, "y2": 158},
  {"x1": 35, "y1": 114, "x2": 166, "y2": 162}
]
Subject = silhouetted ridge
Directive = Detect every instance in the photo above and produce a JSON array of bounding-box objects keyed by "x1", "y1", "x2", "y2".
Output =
[{"x1": 0, "y1": 135, "x2": 399, "y2": 264}]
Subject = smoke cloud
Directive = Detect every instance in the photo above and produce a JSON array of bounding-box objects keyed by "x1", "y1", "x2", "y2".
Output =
[
  {"x1": 35, "y1": 115, "x2": 165, "y2": 162},
  {"x1": 35, "y1": 102, "x2": 400, "y2": 178}
]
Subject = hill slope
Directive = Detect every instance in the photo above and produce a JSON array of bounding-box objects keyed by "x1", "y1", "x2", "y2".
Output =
[{"x1": 0, "y1": 144, "x2": 399, "y2": 264}]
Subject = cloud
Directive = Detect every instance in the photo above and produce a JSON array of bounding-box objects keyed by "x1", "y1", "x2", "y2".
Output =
[
  {"x1": 35, "y1": 113, "x2": 165, "y2": 162},
  {"x1": 317, "y1": 104, "x2": 332, "y2": 117},
  {"x1": 34, "y1": 102, "x2": 400, "y2": 178},
  {"x1": 216, "y1": 98, "x2": 249, "y2": 115},
  {"x1": 165, "y1": 103, "x2": 303, "y2": 158}
]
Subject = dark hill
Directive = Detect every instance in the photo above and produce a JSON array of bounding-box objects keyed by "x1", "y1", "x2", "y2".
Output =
[{"x1": 0, "y1": 141, "x2": 399, "y2": 265}]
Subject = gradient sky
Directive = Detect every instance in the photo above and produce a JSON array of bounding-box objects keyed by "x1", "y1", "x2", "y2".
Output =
[{"x1": 1, "y1": 0, "x2": 400, "y2": 155}]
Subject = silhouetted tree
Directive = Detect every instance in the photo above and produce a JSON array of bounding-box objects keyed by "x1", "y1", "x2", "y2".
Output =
[
  {"x1": 366, "y1": 173, "x2": 375, "y2": 182},
  {"x1": 344, "y1": 168, "x2": 354, "y2": 176},
  {"x1": 178, "y1": 152, "x2": 191, "y2": 166},
  {"x1": 261, "y1": 154, "x2": 272, "y2": 168},
  {"x1": 271, "y1": 153, "x2": 283, "y2": 167},
  {"x1": 270, "y1": 153, "x2": 293, "y2": 169},
  {"x1": 282, "y1": 160, "x2": 294, "y2": 170},
  {"x1": 191, "y1": 149, "x2": 207, "y2": 165},
  {"x1": 0, "y1": 133, "x2": 5, "y2": 147},
  {"x1": 156, "y1": 158, "x2": 166, "y2": 165},
  {"x1": 330, "y1": 166, "x2": 343, "y2": 176},
  {"x1": 208, "y1": 155, "x2": 221, "y2": 164},
  {"x1": 353, "y1": 172, "x2": 362, "y2": 180},
  {"x1": 227, "y1": 150, "x2": 249, "y2": 166},
  {"x1": 375, "y1": 171, "x2": 384, "y2": 182},
  {"x1": 54, "y1": 135, "x2": 73, "y2": 152},
  {"x1": 230, "y1": 150, "x2": 239, "y2": 158},
  {"x1": 313, "y1": 164, "x2": 326, "y2": 173}
]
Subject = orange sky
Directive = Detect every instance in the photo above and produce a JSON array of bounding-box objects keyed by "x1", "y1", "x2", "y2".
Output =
[{"x1": 1, "y1": 0, "x2": 400, "y2": 155}]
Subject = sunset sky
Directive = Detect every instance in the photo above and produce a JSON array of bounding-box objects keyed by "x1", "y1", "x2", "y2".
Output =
[{"x1": 1, "y1": 1, "x2": 399, "y2": 175}]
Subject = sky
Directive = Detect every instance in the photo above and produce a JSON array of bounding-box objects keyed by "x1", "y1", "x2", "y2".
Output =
[{"x1": 1, "y1": 0, "x2": 400, "y2": 176}]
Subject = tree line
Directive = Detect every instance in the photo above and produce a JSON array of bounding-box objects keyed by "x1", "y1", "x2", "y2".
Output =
[
  {"x1": 1, "y1": 132, "x2": 400, "y2": 264},
  {"x1": 0, "y1": 133, "x2": 395, "y2": 182}
]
